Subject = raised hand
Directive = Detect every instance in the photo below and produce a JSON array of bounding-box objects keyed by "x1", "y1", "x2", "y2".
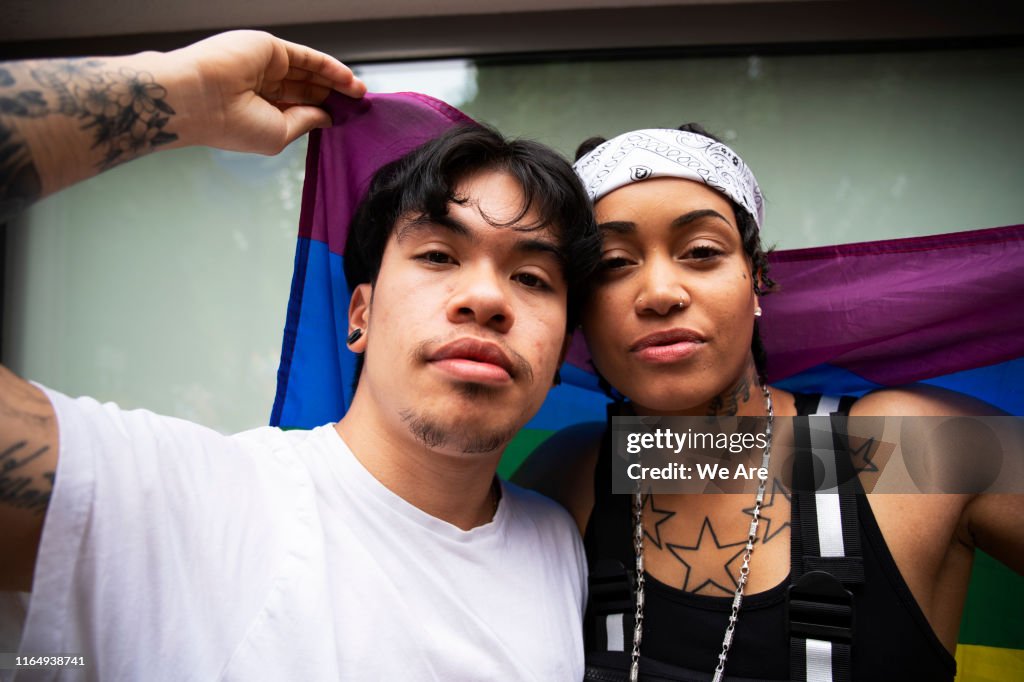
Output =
[{"x1": 173, "y1": 30, "x2": 366, "y2": 154}]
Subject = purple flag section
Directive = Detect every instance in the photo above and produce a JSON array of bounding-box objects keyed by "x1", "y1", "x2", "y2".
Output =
[
  {"x1": 760, "y1": 225, "x2": 1024, "y2": 385},
  {"x1": 299, "y1": 92, "x2": 475, "y2": 250}
]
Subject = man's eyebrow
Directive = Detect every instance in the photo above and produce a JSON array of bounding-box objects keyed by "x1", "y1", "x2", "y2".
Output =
[
  {"x1": 395, "y1": 215, "x2": 474, "y2": 243},
  {"x1": 514, "y1": 237, "x2": 564, "y2": 263},
  {"x1": 397, "y1": 216, "x2": 562, "y2": 261}
]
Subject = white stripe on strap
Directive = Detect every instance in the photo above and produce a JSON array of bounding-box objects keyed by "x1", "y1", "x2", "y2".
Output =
[
  {"x1": 814, "y1": 492, "x2": 845, "y2": 557},
  {"x1": 606, "y1": 614, "x2": 624, "y2": 652},
  {"x1": 805, "y1": 639, "x2": 834, "y2": 682},
  {"x1": 814, "y1": 395, "x2": 840, "y2": 416},
  {"x1": 809, "y1": 415, "x2": 844, "y2": 557}
]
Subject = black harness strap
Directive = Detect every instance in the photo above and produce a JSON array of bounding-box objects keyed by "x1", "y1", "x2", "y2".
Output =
[{"x1": 789, "y1": 395, "x2": 861, "y2": 682}]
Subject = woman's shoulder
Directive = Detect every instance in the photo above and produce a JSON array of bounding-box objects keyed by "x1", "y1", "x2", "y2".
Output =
[
  {"x1": 511, "y1": 421, "x2": 605, "y2": 534},
  {"x1": 849, "y1": 384, "x2": 1007, "y2": 417},
  {"x1": 773, "y1": 384, "x2": 1005, "y2": 417}
]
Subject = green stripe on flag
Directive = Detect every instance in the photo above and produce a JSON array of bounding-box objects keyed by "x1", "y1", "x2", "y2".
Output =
[
  {"x1": 499, "y1": 428, "x2": 556, "y2": 479},
  {"x1": 959, "y1": 550, "x2": 1024, "y2": 649}
]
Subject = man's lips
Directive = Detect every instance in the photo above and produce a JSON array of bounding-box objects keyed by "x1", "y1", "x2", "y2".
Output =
[
  {"x1": 629, "y1": 328, "x2": 706, "y2": 363},
  {"x1": 427, "y1": 337, "x2": 517, "y2": 384}
]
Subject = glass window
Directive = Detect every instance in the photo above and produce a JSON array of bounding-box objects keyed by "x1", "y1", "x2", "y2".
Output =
[{"x1": 6, "y1": 45, "x2": 1022, "y2": 431}]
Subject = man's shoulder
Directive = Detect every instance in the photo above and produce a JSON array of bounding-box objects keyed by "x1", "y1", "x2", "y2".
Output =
[
  {"x1": 500, "y1": 481, "x2": 587, "y2": 586},
  {"x1": 231, "y1": 422, "x2": 339, "y2": 452},
  {"x1": 501, "y1": 480, "x2": 581, "y2": 534},
  {"x1": 231, "y1": 423, "x2": 320, "y2": 446}
]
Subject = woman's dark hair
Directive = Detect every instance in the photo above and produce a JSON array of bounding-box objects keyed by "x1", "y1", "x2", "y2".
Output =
[
  {"x1": 576, "y1": 123, "x2": 775, "y2": 381},
  {"x1": 346, "y1": 123, "x2": 601, "y2": 331}
]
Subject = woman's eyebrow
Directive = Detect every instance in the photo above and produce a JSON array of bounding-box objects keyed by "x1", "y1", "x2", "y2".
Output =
[
  {"x1": 597, "y1": 220, "x2": 635, "y2": 235},
  {"x1": 670, "y1": 209, "x2": 733, "y2": 230},
  {"x1": 598, "y1": 210, "x2": 733, "y2": 236}
]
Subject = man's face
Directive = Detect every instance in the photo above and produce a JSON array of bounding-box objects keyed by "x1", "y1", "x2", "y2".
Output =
[{"x1": 350, "y1": 170, "x2": 568, "y2": 455}]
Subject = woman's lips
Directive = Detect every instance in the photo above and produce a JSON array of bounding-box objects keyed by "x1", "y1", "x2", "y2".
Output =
[
  {"x1": 629, "y1": 328, "x2": 705, "y2": 364},
  {"x1": 634, "y1": 341, "x2": 702, "y2": 363}
]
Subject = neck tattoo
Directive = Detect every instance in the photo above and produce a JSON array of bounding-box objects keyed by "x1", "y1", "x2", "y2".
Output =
[{"x1": 630, "y1": 382, "x2": 774, "y2": 682}]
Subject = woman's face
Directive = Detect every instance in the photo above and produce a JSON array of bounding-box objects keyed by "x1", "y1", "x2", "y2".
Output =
[{"x1": 582, "y1": 178, "x2": 759, "y2": 414}]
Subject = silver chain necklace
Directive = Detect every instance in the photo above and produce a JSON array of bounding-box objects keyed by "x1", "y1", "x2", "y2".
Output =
[{"x1": 630, "y1": 383, "x2": 774, "y2": 682}]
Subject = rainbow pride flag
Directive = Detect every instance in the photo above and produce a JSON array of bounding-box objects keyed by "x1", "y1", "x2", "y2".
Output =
[{"x1": 271, "y1": 91, "x2": 1024, "y2": 680}]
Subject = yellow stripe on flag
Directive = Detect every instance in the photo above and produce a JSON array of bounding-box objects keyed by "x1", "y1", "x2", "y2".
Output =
[{"x1": 955, "y1": 644, "x2": 1024, "y2": 681}]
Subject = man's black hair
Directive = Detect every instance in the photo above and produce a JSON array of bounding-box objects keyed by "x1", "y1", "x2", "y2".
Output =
[
  {"x1": 345, "y1": 123, "x2": 601, "y2": 386},
  {"x1": 576, "y1": 123, "x2": 776, "y2": 382}
]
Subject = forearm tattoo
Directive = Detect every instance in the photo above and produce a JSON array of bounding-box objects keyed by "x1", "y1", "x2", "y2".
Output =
[
  {"x1": 0, "y1": 59, "x2": 178, "y2": 219},
  {"x1": 0, "y1": 441, "x2": 54, "y2": 515}
]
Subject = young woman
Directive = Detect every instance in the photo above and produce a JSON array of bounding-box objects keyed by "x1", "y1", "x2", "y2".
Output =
[{"x1": 517, "y1": 125, "x2": 1023, "y2": 681}]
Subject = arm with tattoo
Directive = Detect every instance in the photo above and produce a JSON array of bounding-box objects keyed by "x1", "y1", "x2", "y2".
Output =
[
  {"x1": 0, "y1": 366, "x2": 56, "y2": 590},
  {"x1": 0, "y1": 30, "x2": 366, "y2": 222},
  {"x1": 0, "y1": 56, "x2": 183, "y2": 219},
  {"x1": 0, "y1": 31, "x2": 365, "y2": 589}
]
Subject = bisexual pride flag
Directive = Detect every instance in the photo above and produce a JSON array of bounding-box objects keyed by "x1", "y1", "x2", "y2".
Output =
[
  {"x1": 271, "y1": 92, "x2": 474, "y2": 429},
  {"x1": 271, "y1": 91, "x2": 1024, "y2": 679}
]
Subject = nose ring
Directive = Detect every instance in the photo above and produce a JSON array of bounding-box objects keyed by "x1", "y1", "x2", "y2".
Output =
[{"x1": 677, "y1": 297, "x2": 685, "y2": 310}]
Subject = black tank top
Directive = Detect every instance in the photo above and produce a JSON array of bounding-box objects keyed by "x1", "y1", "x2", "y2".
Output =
[{"x1": 582, "y1": 394, "x2": 956, "y2": 681}]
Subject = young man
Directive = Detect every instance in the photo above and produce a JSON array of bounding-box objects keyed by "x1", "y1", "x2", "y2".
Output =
[{"x1": 0, "y1": 31, "x2": 598, "y2": 680}]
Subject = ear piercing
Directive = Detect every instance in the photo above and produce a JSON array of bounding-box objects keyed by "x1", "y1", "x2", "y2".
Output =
[
  {"x1": 754, "y1": 307, "x2": 762, "y2": 318},
  {"x1": 346, "y1": 328, "x2": 363, "y2": 345}
]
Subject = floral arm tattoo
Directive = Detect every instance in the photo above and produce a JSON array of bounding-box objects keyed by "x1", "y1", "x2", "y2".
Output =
[
  {"x1": 0, "y1": 442, "x2": 53, "y2": 516},
  {"x1": 0, "y1": 59, "x2": 177, "y2": 220}
]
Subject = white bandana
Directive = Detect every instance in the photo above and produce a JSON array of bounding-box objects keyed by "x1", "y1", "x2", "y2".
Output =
[{"x1": 572, "y1": 129, "x2": 765, "y2": 230}]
